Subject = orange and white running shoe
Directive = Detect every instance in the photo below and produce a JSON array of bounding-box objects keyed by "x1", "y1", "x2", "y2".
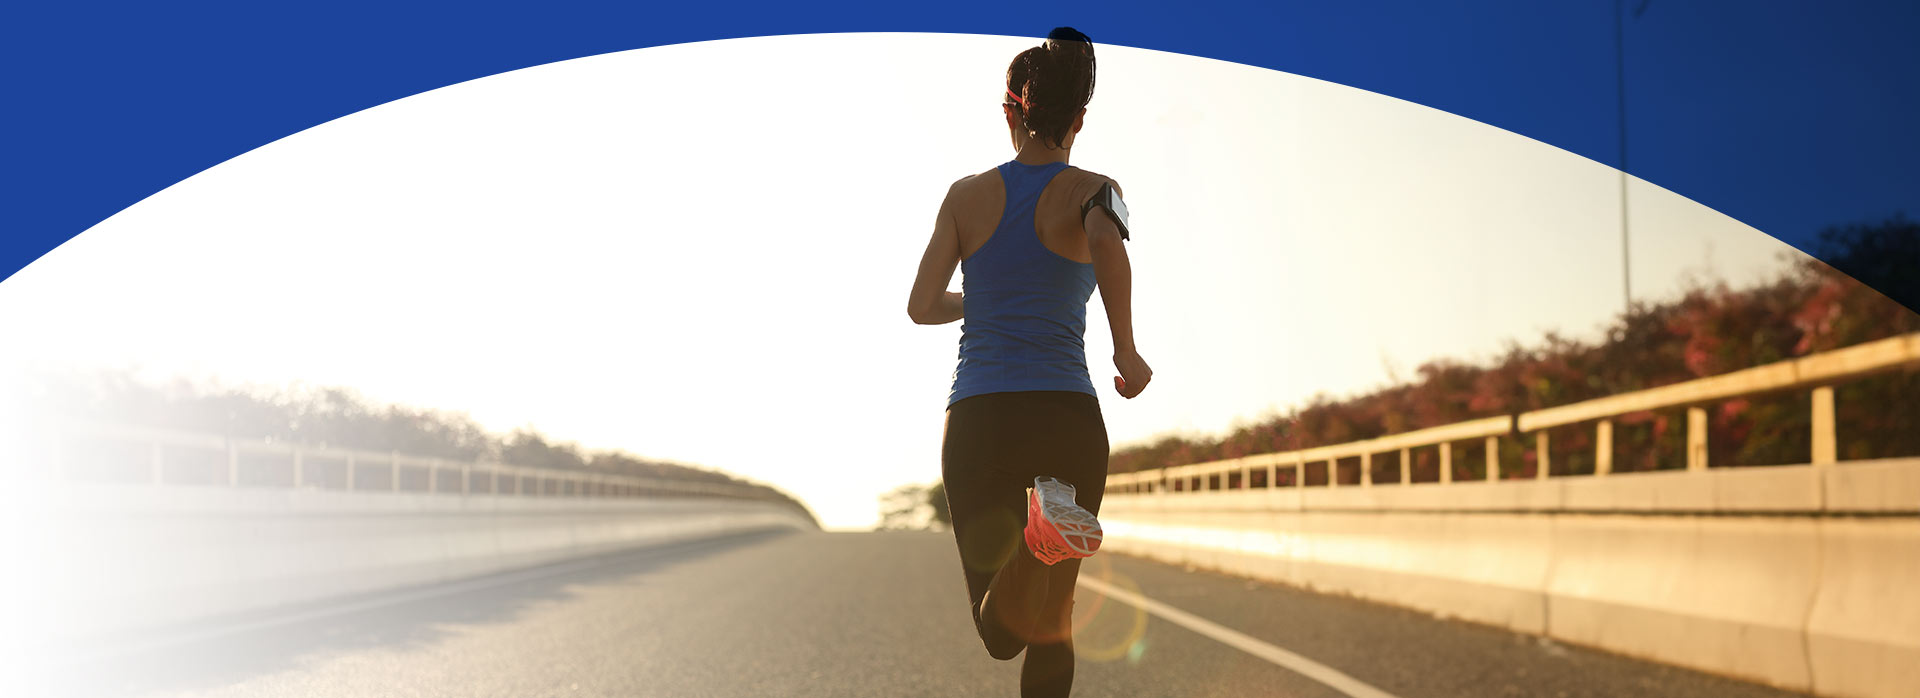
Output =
[{"x1": 1024, "y1": 476, "x2": 1102, "y2": 566}]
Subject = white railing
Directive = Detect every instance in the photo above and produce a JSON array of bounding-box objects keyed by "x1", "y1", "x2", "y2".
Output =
[
  {"x1": 1106, "y1": 333, "x2": 1920, "y2": 496},
  {"x1": 48, "y1": 420, "x2": 775, "y2": 501}
]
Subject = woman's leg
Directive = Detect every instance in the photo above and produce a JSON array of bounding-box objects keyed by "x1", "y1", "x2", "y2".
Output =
[
  {"x1": 942, "y1": 393, "x2": 1044, "y2": 660},
  {"x1": 943, "y1": 391, "x2": 1109, "y2": 696},
  {"x1": 1020, "y1": 557, "x2": 1081, "y2": 695},
  {"x1": 1017, "y1": 391, "x2": 1109, "y2": 698}
]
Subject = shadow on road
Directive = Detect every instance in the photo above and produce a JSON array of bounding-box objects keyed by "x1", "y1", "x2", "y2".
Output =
[{"x1": 52, "y1": 528, "x2": 800, "y2": 697}]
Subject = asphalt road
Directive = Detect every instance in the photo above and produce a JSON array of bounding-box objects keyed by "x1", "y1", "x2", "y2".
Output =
[{"x1": 59, "y1": 530, "x2": 1804, "y2": 698}]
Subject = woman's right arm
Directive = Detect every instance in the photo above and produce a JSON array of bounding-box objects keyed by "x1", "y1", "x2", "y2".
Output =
[{"x1": 1085, "y1": 186, "x2": 1152, "y2": 398}]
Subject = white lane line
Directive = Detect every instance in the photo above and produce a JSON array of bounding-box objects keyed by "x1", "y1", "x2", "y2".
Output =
[{"x1": 1078, "y1": 576, "x2": 1401, "y2": 698}]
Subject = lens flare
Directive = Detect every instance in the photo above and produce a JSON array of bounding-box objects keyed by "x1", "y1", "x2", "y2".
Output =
[{"x1": 1068, "y1": 555, "x2": 1148, "y2": 663}]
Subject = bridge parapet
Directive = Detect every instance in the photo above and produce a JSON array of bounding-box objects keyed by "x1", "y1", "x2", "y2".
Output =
[
  {"x1": 1098, "y1": 334, "x2": 1920, "y2": 698},
  {"x1": 14, "y1": 422, "x2": 813, "y2": 649},
  {"x1": 46, "y1": 420, "x2": 780, "y2": 501},
  {"x1": 1107, "y1": 332, "x2": 1920, "y2": 508}
]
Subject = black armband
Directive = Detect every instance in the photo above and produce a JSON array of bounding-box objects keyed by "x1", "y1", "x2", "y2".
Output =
[{"x1": 1080, "y1": 182, "x2": 1131, "y2": 241}]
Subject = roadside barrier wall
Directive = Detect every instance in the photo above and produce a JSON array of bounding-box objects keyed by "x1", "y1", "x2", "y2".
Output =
[
  {"x1": 1099, "y1": 458, "x2": 1920, "y2": 698},
  {"x1": 32, "y1": 483, "x2": 815, "y2": 642}
]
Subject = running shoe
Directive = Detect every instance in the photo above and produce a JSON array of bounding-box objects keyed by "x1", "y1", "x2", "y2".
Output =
[{"x1": 1024, "y1": 476, "x2": 1102, "y2": 565}]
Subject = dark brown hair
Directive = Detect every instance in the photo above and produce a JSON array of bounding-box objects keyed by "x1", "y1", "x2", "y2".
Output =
[{"x1": 1006, "y1": 27, "x2": 1096, "y2": 149}]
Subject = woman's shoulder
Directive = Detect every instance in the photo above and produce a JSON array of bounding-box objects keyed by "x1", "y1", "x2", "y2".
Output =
[
  {"x1": 1059, "y1": 166, "x2": 1124, "y2": 201},
  {"x1": 943, "y1": 167, "x2": 1005, "y2": 208}
]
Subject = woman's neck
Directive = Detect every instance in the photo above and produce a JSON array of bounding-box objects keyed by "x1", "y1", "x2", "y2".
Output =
[{"x1": 1013, "y1": 142, "x2": 1071, "y2": 166}]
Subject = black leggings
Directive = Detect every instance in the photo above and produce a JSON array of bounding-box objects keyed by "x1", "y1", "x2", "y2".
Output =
[{"x1": 942, "y1": 390, "x2": 1109, "y2": 698}]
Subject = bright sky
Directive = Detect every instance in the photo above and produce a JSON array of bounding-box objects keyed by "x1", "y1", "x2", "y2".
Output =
[{"x1": 0, "y1": 33, "x2": 1802, "y2": 530}]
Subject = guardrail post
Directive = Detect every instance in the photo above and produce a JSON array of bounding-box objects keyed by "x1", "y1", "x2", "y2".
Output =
[
  {"x1": 490, "y1": 464, "x2": 499, "y2": 494},
  {"x1": 1439, "y1": 442, "x2": 1452, "y2": 484},
  {"x1": 292, "y1": 447, "x2": 303, "y2": 488},
  {"x1": 461, "y1": 462, "x2": 471, "y2": 495},
  {"x1": 225, "y1": 439, "x2": 237, "y2": 486},
  {"x1": 391, "y1": 451, "x2": 401, "y2": 491},
  {"x1": 1485, "y1": 436, "x2": 1500, "y2": 481},
  {"x1": 1399, "y1": 447, "x2": 1410, "y2": 486},
  {"x1": 1240, "y1": 463, "x2": 1250, "y2": 490},
  {"x1": 427, "y1": 461, "x2": 438, "y2": 494},
  {"x1": 1328, "y1": 460, "x2": 1340, "y2": 488},
  {"x1": 1360, "y1": 452, "x2": 1372, "y2": 487},
  {"x1": 346, "y1": 453, "x2": 356, "y2": 491},
  {"x1": 1686, "y1": 407, "x2": 1708, "y2": 471},
  {"x1": 1535, "y1": 431, "x2": 1550, "y2": 479},
  {"x1": 1811, "y1": 386, "x2": 1837, "y2": 465},
  {"x1": 1595, "y1": 420, "x2": 1613, "y2": 476}
]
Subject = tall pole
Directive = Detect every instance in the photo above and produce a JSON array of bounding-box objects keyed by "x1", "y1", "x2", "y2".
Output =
[{"x1": 1614, "y1": 0, "x2": 1633, "y2": 315}]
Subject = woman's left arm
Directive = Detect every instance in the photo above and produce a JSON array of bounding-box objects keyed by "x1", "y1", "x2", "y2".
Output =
[{"x1": 907, "y1": 182, "x2": 966, "y2": 325}]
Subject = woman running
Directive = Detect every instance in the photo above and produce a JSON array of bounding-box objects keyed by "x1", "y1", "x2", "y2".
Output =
[{"x1": 906, "y1": 27, "x2": 1151, "y2": 698}]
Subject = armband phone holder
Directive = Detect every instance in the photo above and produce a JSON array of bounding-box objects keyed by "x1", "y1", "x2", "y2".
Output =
[{"x1": 1080, "y1": 183, "x2": 1131, "y2": 241}]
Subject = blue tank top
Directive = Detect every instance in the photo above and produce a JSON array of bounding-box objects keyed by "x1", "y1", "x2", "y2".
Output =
[{"x1": 947, "y1": 160, "x2": 1099, "y2": 408}]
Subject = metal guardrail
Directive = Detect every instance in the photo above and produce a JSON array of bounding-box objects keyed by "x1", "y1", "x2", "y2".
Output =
[
  {"x1": 1107, "y1": 333, "x2": 1920, "y2": 495},
  {"x1": 48, "y1": 420, "x2": 774, "y2": 501}
]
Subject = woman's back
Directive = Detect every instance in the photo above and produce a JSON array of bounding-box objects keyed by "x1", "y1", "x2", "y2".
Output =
[
  {"x1": 949, "y1": 162, "x2": 1115, "y2": 264},
  {"x1": 946, "y1": 160, "x2": 1118, "y2": 407}
]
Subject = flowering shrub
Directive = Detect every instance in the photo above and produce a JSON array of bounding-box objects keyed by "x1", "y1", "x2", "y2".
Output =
[{"x1": 1109, "y1": 217, "x2": 1920, "y2": 475}]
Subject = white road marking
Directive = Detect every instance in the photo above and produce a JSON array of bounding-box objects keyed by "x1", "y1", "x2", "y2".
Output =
[{"x1": 1078, "y1": 575, "x2": 1402, "y2": 698}]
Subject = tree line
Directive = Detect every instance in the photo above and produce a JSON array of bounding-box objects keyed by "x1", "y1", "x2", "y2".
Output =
[{"x1": 1107, "y1": 215, "x2": 1920, "y2": 480}]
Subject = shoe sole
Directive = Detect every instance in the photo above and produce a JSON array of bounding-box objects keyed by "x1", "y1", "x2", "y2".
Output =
[{"x1": 1025, "y1": 476, "x2": 1102, "y2": 565}]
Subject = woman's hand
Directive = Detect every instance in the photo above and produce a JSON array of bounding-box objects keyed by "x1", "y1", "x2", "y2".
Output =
[{"x1": 1112, "y1": 348, "x2": 1152, "y2": 399}]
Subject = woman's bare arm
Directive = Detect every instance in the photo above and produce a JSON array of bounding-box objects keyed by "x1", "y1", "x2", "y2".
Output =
[
  {"x1": 1084, "y1": 184, "x2": 1152, "y2": 398},
  {"x1": 907, "y1": 182, "x2": 966, "y2": 325}
]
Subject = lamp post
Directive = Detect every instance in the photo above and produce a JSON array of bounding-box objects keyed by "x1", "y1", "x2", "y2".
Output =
[{"x1": 1615, "y1": 0, "x2": 1651, "y2": 315}]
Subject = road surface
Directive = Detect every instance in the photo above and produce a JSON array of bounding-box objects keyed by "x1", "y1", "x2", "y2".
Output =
[{"x1": 58, "y1": 530, "x2": 1803, "y2": 697}]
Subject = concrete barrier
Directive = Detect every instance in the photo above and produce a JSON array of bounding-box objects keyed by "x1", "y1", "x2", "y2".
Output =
[
  {"x1": 1101, "y1": 500, "x2": 1552, "y2": 634},
  {"x1": 1100, "y1": 462, "x2": 1920, "y2": 698},
  {"x1": 1805, "y1": 518, "x2": 1920, "y2": 698},
  {"x1": 33, "y1": 482, "x2": 815, "y2": 643},
  {"x1": 1544, "y1": 515, "x2": 1820, "y2": 690}
]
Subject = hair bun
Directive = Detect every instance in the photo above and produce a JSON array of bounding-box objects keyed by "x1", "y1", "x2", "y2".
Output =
[
  {"x1": 1046, "y1": 26, "x2": 1092, "y2": 46},
  {"x1": 1006, "y1": 27, "x2": 1096, "y2": 149}
]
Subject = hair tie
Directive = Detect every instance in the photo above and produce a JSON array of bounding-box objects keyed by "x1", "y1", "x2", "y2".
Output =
[{"x1": 1005, "y1": 88, "x2": 1028, "y2": 110}]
